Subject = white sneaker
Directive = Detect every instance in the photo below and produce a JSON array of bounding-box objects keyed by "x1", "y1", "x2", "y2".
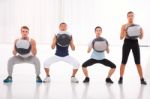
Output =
[
  {"x1": 71, "y1": 77, "x2": 79, "y2": 83},
  {"x1": 43, "y1": 77, "x2": 51, "y2": 83}
]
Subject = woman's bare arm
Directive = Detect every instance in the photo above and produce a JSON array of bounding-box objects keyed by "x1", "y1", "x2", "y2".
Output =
[
  {"x1": 120, "y1": 25, "x2": 126, "y2": 40},
  {"x1": 139, "y1": 28, "x2": 144, "y2": 39}
]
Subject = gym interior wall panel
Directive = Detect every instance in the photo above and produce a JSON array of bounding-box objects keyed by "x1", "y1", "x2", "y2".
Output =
[{"x1": 0, "y1": 0, "x2": 150, "y2": 45}]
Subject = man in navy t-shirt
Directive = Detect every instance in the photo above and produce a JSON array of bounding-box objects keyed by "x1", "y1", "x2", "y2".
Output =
[{"x1": 43, "y1": 22, "x2": 80, "y2": 83}]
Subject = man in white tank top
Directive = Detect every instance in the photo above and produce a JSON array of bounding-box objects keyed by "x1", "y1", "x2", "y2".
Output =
[{"x1": 3, "y1": 26, "x2": 42, "y2": 83}]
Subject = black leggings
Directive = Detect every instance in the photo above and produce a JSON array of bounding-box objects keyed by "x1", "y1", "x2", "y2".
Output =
[
  {"x1": 82, "y1": 58, "x2": 116, "y2": 68},
  {"x1": 121, "y1": 39, "x2": 140, "y2": 64}
]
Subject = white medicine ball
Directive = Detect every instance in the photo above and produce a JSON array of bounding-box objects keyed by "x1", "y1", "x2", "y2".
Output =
[
  {"x1": 15, "y1": 39, "x2": 31, "y2": 55},
  {"x1": 92, "y1": 37, "x2": 108, "y2": 52},
  {"x1": 56, "y1": 33, "x2": 72, "y2": 47},
  {"x1": 127, "y1": 24, "x2": 141, "y2": 39}
]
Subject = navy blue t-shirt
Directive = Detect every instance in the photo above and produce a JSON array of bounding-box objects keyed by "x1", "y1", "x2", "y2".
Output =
[{"x1": 55, "y1": 44, "x2": 69, "y2": 57}]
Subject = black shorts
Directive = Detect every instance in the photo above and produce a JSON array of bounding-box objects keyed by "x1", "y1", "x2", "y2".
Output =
[
  {"x1": 121, "y1": 39, "x2": 140, "y2": 64},
  {"x1": 82, "y1": 58, "x2": 116, "y2": 68}
]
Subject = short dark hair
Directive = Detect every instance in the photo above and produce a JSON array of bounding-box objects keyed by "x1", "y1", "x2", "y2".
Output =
[
  {"x1": 59, "y1": 22, "x2": 67, "y2": 26},
  {"x1": 127, "y1": 11, "x2": 134, "y2": 16},
  {"x1": 95, "y1": 26, "x2": 102, "y2": 32},
  {"x1": 21, "y1": 26, "x2": 29, "y2": 30}
]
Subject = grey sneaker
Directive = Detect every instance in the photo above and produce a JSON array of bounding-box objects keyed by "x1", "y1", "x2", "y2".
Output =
[
  {"x1": 71, "y1": 77, "x2": 79, "y2": 83},
  {"x1": 43, "y1": 77, "x2": 51, "y2": 83}
]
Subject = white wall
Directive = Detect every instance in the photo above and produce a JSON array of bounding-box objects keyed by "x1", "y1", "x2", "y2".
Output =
[
  {"x1": 0, "y1": 0, "x2": 150, "y2": 45},
  {"x1": 0, "y1": 0, "x2": 61, "y2": 44}
]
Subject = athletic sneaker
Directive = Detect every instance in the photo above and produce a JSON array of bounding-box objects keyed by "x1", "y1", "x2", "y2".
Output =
[
  {"x1": 36, "y1": 76, "x2": 42, "y2": 83},
  {"x1": 71, "y1": 77, "x2": 79, "y2": 83},
  {"x1": 141, "y1": 78, "x2": 147, "y2": 85},
  {"x1": 106, "y1": 78, "x2": 113, "y2": 84},
  {"x1": 43, "y1": 76, "x2": 51, "y2": 83},
  {"x1": 3, "y1": 76, "x2": 12, "y2": 83},
  {"x1": 118, "y1": 77, "x2": 123, "y2": 84},
  {"x1": 83, "y1": 77, "x2": 90, "y2": 83}
]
